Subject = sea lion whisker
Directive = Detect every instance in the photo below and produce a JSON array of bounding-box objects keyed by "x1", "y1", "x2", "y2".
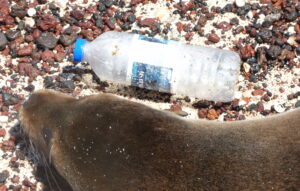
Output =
[{"x1": 40, "y1": 152, "x2": 63, "y2": 191}]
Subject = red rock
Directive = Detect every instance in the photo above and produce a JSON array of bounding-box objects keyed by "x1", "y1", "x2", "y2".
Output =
[
  {"x1": 217, "y1": 21, "x2": 232, "y2": 31},
  {"x1": 41, "y1": 62, "x2": 50, "y2": 72},
  {"x1": 22, "y1": 178, "x2": 34, "y2": 187},
  {"x1": 10, "y1": 156, "x2": 17, "y2": 163},
  {"x1": 106, "y1": 8, "x2": 115, "y2": 17},
  {"x1": 295, "y1": 24, "x2": 300, "y2": 34},
  {"x1": 1, "y1": 140, "x2": 15, "y2": 151},
  {"x1": 0, "y1": 128, "x2": 6, "y2": 137},
  {"x1": 198, "y1": 108, "x2": 208, "y2": 119},
  {"x1": 86, "y1": 5, "x2": 98, "y2": 14},
  {"x1": 249, "y1": 28, "x2": 257, "y2": 37},
  {"x1": 11, "y1": 175, "x2": 20, "y2": 184},
  {"x1": 0, "y1": 6, "x2": 8, "y2": 22},
  {"x1": 81, "y1": 30, "x2": 94, "y2": 41},
  {"x1": 105, "y1": 19, "x2": 115, "y2": 30},
  {"x1": 240, "y1": 45, "x2": 255, "y2": 59},
  {"x1": 260, "y1": 0, "x2": 271, "y2": 3},
  {"x1": 279, "y1": 87, "x2": 284, "y2": 93},
  {"x1": 18, "y1": 46, "x2": 33, "y2": 56},
  {"x1": 257, "y1": 102, "x2": 264, "y2": 112},
  {"x1": 32, "y1": 29, "x2": 41, "y2": 39},
  {"x1": 70, "y1": 10, "x2": 84, "y2": 20},
  {"x1": 54, "y1": 52, "x2": 65, "y2": 62},
  {"x1": 25, "y1": 34, "x2": 34, "y2": 42},
  {"x1": 32, "y1": 51, "x2": 41, "y2": 61},
  {"x1": 138, "y1": 18, "x2": 158, "y2": 28},
  {"x1": 208, "y1": 33, "x2": 220, "y2": 43},
  {"x1": 18, "y1": 63, "x2": 41, "y2": 79},
  {"x1": 252, "y1": 89, "x2": 265, "y2": 96},
  {"x1": 207, "y1": 109, "x2": 219, "y2": 120},
  {"x1": 5, "y1": 16, "x2": 14, "y2": 26},
  {"x1": 79, "y1": 21, "x2": 94, "y2": 29},
  {"x1": 37, "y1": 14, "x2": 59, "y2": 31},
  {"x1": 168, "y1": 104, "x2": 188, "y2": 116},
  {"x1": 130, "y1": 0, "x2": 144, "y2": 5},
  {"x1": 184, "y1": 32, "x2": 193, "y2": 41},
  {"x1": 0, "y1": 185, "x2": 6, "y2": 191},
  {"x1": 176, "y1": 22, "x2": 184, "y2": 32},
  {"x1": 41, "y1": 50, "x2": 55, "y2": 62}
]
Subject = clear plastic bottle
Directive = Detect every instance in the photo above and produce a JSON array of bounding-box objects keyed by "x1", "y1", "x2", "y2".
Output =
[{"x1": 73, "y1": 31, "x2": 240, "y2": 102}]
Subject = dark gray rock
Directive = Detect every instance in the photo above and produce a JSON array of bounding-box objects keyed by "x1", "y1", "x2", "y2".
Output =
[
  {"x1": 59, "y1": 33, "x2": 77, "y2": 46},
  {"x1": 5, "y1": 30, "x2": 21, "y2": 41},
  {"x1": 0, "y1": 32, "x2": 8, "y2": 50},
  {"x1": 0, "y1": 170, "x2": 9, "y2": 183},
  {"x1": 10, "y1": 5, "x2": 27, "y2": 18},
  {"x1": 2, "y1": 93, "x2": 19, "y2": 106},
  {"x1": 37, "y1": 32, "x2": 58, "y2": 49}
]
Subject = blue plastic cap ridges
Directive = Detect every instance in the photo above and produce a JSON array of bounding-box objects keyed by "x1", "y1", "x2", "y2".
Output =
[{"x1": 73, "y1": 38, "x2": 87, "y2": 62}]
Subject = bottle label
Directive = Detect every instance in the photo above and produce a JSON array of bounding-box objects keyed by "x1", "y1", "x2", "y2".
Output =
[
  {"x1": 138, "y1": 35, "x2": 169, "y2": 44},
  {"x1": 131, "y1": 62, "x2": 172, "y2": 92}
]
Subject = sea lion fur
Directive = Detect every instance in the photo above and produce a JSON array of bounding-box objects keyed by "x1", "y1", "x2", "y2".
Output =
[{"x1": 19, "y1": 90, "x2": 300, "y2": 191}]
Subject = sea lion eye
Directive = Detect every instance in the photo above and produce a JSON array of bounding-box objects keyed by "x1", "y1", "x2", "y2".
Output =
[{"x1": 41, "y1": 127, "x2": 52, "y2": 145}]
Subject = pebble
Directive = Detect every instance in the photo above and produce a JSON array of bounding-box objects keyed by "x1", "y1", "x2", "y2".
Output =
[
  {"x1": 256, "y1": 101, "x2": 264, "y2": 112},
  {"x1": 0, "y1": 129, "x2": 6, "y2": 137},
  {"x1": 197, "y1": 108, "x2": 208, "y2": 119},
  {"x1": 243, "y1": 62, "x2": 250, "y2": 72},
  {"x1": 252, "y1": 89, "x2": 264, "y2": 96},
  {"x1": 207, "y1": 109, "x2": 219, "y2": 120},
  {"x1": 5, "y1": 30, "x2": 21, "y2": 41},
  {"x1": 27, "y1": 8, "x2": 36, "y2": 17},
  {"x1": 295, "y1": 101, "x2": 300, "y2": 108},
  {"x1": 127, "y1": 14, "x2": 136, "y2": 23},
  {"x1": 71, "y1": 10, "x2": 84, "y2": 20},
  {"x1": 0, "y1": 32, "x2": 8, "y2": 50},
  {"x1": 240, "y1": 45, "x2": 254, "y2": 59},
  {"x1": 2, "y1": 93, "x2": 19, "y2": 106},
  {"x1": 257, "y1": 29, "x2": 272, "y2": 43},
  {"x1": 24, "y1": 84, "x2": 35, "y2": 92},
  {"x1": 41, "y1": 50, "x2": 55, "y2": 62},
  {"x1": 235, "y1": 0, "x2": 245, "y2": 7},
  {"x1": 22, "y1": 178, "x2": 34, "y2": 187},
  {"x1": 10, "y1": 5, "x2": 27, "y2": 18},
  {"x1": 207, "y1": 33, "x2": 220, "y2": 43},
  {"x1": 0, "y1": 170, "x2": 9, "y2": 183},
  {"x1": 247, "y1": 11, "x2": 253, "y2": 19},
  {"x1": 59, "y1": 33, "x2": 77, "y2": 46},
  {"x1": 166, "y1": 104, "x2": 188, "y2": 117},
  {"x1": 24, "y1": 17, "x2": 35, "y2": 27},
  {"x1": 264, "y1": 13, "x2": 281, "y2": 24},
  {"x1": 11, "y1": 175, "x2": 20, "y2": 184},
  {"x1": 267, "y1": 45, "x2": 282, "y2": 59},
  {"x1": 59, "y1": 80, "x2": 75, "y2": 90},
  {"x1": 18, "y1": 46, "x2": 33, "y2": 56},
  {"x1": 37, "y1": 32, "x2": 58, "y2": 49},
  {"x1": 217, "y1": 21, "x2": 232, "y2": 31}
]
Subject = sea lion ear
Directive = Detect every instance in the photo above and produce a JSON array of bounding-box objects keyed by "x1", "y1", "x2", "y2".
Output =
[{"x1": 22, "y1": 93, "x2": 39, "y2": 110}]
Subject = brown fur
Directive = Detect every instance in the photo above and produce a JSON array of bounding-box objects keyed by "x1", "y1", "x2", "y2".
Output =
[{"x1": 20, "y1": 90, "x2": 300, "y2": 191}]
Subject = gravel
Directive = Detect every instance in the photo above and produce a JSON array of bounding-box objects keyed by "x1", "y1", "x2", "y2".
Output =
[{"x1": 36, "y1": 32, "x2": 58, "y2": 49}]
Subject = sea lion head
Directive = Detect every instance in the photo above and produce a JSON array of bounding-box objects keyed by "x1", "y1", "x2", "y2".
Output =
[{"x1": 19, "y1": 90, "x2": 75, "y2": 159}]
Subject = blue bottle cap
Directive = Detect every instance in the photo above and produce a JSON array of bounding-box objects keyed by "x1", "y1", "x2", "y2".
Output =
[{"x1": 73, "y1": 38, "x2": 87, "y2": 62}]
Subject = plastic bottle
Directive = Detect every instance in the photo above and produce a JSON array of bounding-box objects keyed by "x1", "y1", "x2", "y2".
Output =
[{"x1": 73, "y1": 31, "x2": 241, "y2": 102}]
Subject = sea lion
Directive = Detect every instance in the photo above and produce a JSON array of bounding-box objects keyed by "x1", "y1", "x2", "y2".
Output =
[{"x1": 19, "y1": 90, "x2": 300, "y2": 191}]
